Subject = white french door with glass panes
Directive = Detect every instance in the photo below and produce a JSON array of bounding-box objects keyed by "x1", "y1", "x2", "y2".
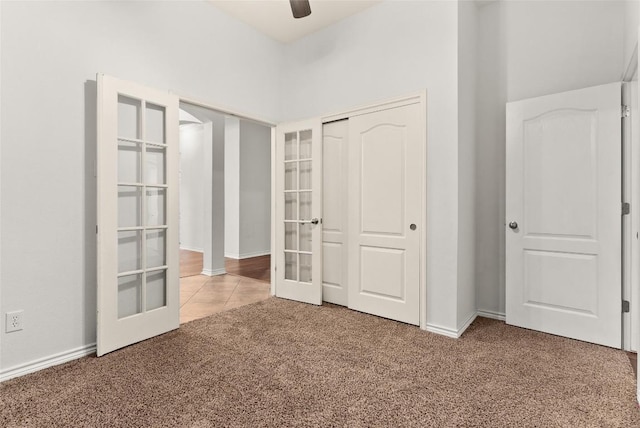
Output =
[
  {"x1": 97, "y1": 74, "x2": 179, "y2": 356},
  {"x1": 275, "y1": 119, "x2": 323, "y2": 305}
]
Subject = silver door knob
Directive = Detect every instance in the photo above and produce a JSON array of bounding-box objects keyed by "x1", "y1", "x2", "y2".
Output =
[{"x1": 509, "y1": 221, "x2": 518, "y2": 230}]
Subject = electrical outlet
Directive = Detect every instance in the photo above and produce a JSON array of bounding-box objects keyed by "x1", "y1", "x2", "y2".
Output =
[{"x1": 5, "y1": 311, "x2": 23, "y2": 333}]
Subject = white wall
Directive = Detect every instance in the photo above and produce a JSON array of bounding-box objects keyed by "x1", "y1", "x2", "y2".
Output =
[
  {"x1": 281, "y1": 0, "x2": 461, "y2": 333},
  {"x1": 624, "y1": 0, "x2": 639, "y2": 75},
  {"x1": 475, "y1": 0, "x2": 625, "y2": 317},
  {"x1": 0, "y1": 0, "x2": 282, "y2": 373},
  {"x1": 457, "y1": 0, "x2": 478, "y2": 330},
  {"x1": 475, "y1": 1, "x2": 507, "y2": 319},
  {"x1": 225, "y1": 118, "x2": 271, "y2": 259},
  {"x1": 179, "y1": 124, "x2": 205, "y2": 252},
  {"x1": 239, "y1": 121, "x2": 272, "y2": 258}
]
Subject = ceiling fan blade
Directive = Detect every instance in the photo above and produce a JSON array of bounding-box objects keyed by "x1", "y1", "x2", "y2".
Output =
[{"x1": 290, "y1": 0, "x2": 311, "y2": 19}]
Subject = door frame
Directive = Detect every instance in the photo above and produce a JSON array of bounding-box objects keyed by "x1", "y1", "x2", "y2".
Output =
[
  {"x1": 623, "y1": 30, "x2": 638, "y2": 360},
  {"x1": 623, "y1": 81, "x2": 637, "y2": 353},
  {"x1": 320, "y1": 91, "x2": 428, "y2": 329},
  {"x1": 175, "y1": 95, "x2": 277, "y2": 292}
]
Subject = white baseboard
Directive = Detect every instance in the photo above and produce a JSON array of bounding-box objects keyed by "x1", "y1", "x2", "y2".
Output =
[
  {"x1": 0, "y1": 343, "x2": 96, "y2": 382},
  {"x1": 425, "y1": 312, "x2": 478, "y2": 339},
  {"x1": 425, "y1": 323, "x2": 461, "y2": 339},
  {"x1": 457, "y1": 312, "x2": 478, "y2": 337},
  {"x1": 477, "y1": 309, "x2": 506, "y2": 321},
  {"x1": 179, "y1": 246, "x2": 203, "y2": 253},
  {"x1": 201, "y1": 268, "x2": 226, "y2": 277},
  {"x1": 225, "y1": 250, "x2": 271, "y2": 260}
]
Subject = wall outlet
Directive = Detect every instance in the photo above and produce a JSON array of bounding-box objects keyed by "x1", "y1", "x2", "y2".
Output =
[{"x1": 5, "y1": 311, "x2": 23, "y2": 333}]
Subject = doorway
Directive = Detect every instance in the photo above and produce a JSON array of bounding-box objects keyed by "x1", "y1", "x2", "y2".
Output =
[{"x1": 177, "y1": 102, "x2": 273, "y2": 324}]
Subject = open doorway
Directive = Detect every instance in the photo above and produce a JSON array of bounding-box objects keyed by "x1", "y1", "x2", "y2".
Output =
[{"x1": 177, "y1": 102, "x2": 272, "y2": 324}]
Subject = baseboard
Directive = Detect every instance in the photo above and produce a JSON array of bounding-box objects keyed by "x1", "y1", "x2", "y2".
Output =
[
  {"x1": 225, "y1": 250, "x2": 271, "y2": 260},
  {"x1": 425, "y1": 323, "x2": 460, "y2": 339},
  {"x1": 477, "y1": 309, "x2": 506, "y2": 321},
  {"x1": 201, "y1": 268, "x2": 226, "y2": 277},
  {"x1": 457, "y1": 312, "x2": 478, "y2": 337},
  {"x1": 0, "y1": 343, "x2": 96, "y2": 382},
  {"x1": 425, "y1": 312, "x2": 478, "y2": 339},
  {"x1": 179, "y1": 246, "x2": 203, "y2": 253}
]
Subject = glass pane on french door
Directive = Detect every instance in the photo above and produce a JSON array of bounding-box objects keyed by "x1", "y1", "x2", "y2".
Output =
[
  {"x1": 117, "y1": 95, "x2": 168, "y2": 319},
  {"x1": 283, "y1": 130, "x2": 313, "y2": 283}
]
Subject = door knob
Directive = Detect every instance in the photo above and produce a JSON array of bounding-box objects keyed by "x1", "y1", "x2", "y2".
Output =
[
  {"x1": 410, "y1": 224, "x2": 417, "y2": 231},
  {"x1": 300, "y1": 218, "x2": 320, "y2": 225},
  {"x1": 509, "y1": 221, "x2": 518, "y2": 230}
]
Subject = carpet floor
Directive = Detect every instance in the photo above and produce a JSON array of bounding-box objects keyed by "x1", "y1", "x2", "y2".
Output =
[{"x1": 1, "y1": 298, "x2": 639, "y2": 427}]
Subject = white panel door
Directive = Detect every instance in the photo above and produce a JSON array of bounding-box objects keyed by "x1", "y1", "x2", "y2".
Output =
[
  {"x1": 275, "y1": 119, "x2": 322, "y2": 305},
  {"x1": 506, "y1": 82, "x2": 621, "y2": 348},
  {"x1": 347, "y1": 103, "x2": 423, "y2": 325},
  {"x1": 97, "y1": 75, "x2": 180, "y2": 356},
  {"x1": 321, "y1": 120, "x2": 349, "y2": 306}
]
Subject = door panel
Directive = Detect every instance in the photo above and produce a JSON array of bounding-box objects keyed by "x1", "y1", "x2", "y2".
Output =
[
  {"x1": 97, "y1": 74, "x2": 179, "y2": 356},
  {"x1": 321, "y1": 120, "x2": 349, "y2": 306},
  {"x1": 361, "y1": 126, "x2": 405, "y2": 235},
  {"x1": 275, "y1": 119, "x2": 322, "y2": 305},
  {"x1": 523, "y1": 109, "x2": 596, "y2": 238},
  {"x1": 347, "y1": 103, "x2": 422, "y2": 325},
  {"x1": 506, "y1": 82, "x2": 621, "y2": 348}
]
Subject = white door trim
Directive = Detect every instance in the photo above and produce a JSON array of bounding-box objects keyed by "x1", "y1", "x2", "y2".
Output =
[
  {"x1": 623, "y1": 81, "x2": 635, "y2": 352},
  {"x1": 177, "y1": 95, "x2": 276, "y2": 128},
  {"x1": 322, "y1": 92, "x2": 426, "y2": 123},
  {"x1": 321, "y1": 91, "x2": 428, "y2": 330}
]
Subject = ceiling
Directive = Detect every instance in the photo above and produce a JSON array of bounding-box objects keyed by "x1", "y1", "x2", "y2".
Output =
[{"x1": 209, "y1": 0, "x2": 382, "y2": 43}]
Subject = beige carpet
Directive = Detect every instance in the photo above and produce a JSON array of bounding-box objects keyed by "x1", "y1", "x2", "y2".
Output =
[{"x1": 1, "y1": 298, "x2": 639, "y2": 427}]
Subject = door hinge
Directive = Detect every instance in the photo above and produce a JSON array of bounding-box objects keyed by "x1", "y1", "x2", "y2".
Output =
[
  {"x1": 623, "y1": 300, "x2": 630, "y2": 313},
  {"x1": 622, "y1": 105, "x2": 631, "y2": 118},
  {"x1": 96, "y1": 225, "x2": 98, "y2": 234},
  {"x1": 622, "y1": 202, "x2": 630, "y2": 215}
]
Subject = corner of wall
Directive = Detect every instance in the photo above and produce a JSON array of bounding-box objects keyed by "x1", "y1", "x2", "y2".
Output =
[{"x1": 456, "y1": 0, "x2": 479, "y2": 329}]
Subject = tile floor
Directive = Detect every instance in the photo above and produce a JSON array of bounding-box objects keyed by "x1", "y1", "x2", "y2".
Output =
[{"x1": 180, "y1": 274, "x2": 271, "y2": 324}]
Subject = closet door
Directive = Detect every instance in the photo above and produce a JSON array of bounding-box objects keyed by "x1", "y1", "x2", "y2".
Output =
[
  {"x1": 275, "y1": 119, "x2": 323, "y2": 305},
  {"x1": 322, "y1": 120, "x2": 349, "y2": 306},
  {"x1": 97, "y1": 74, "x2": 180, "y2": 356},
  {"x1": 347, "y1": 103, "x2": 423, "y2": 325}
]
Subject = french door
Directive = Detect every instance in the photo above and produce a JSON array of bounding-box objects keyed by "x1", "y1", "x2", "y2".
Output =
[
  {"x1": 274, "y1": 119, "x2": 323, "y2": 305},
  {"x1": 97, "y1": 75, "x2": 180, "y2": 356},
  {"x1": 506, "y1": 82, "x2": 621, "y2": 348}
]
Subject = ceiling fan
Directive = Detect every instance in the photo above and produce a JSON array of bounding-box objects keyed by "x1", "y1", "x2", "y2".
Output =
[{"x1": 290, "y1": 0, "x2": 312, "y2": 19}]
